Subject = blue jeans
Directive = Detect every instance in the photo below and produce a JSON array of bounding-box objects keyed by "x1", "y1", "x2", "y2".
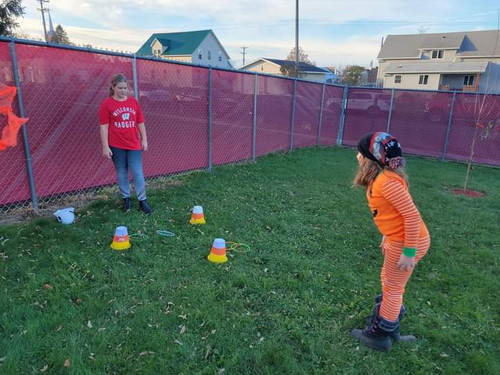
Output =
[{"x1": 110, "y1": 147, "x2": 146, "y2": 201}]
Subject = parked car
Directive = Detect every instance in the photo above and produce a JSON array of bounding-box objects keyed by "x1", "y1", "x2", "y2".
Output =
[
  {"x1": 424, "y1": 93, "x2": 500, "y2": 123},
  {"x1": 139, "y1": 84, "x2": 174, "y2": 103},
  {"x1": 326, "y1": 91, "x2": 391, "y2": 115}
]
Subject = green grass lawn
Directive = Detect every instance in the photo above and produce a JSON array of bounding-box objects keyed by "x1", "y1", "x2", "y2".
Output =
[{"x1": 1, "y1": 147, "x2": 499, "y2": 374}]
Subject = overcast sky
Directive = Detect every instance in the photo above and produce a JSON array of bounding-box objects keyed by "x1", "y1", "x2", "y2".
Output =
[{"x1": 17, "y1": 0, "x2": 500, "y2": 69}]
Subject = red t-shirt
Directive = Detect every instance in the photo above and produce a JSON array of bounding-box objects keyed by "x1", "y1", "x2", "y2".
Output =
[{"x1": 99, "y1": 96, "x2": 145, "y2": 150}]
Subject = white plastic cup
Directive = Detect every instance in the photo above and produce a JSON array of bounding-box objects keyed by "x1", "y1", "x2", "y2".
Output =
[
  {"x1": 54, "y1": 207, "x2": 75, "y2": 225},
  {"x1": 212, "y1": 238, "x2": 225, "y2": 249},
  {"x1": 115, "y1": 226, "x2": 128, "y2": 236}
]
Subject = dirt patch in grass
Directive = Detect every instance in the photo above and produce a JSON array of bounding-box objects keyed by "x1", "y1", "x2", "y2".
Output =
[
  {"x1": 450, "y1": 188, "x2": 485, "y2": 198},
  {"x1": 0, "y1": 176, "x2": 184, "y2": 227}
]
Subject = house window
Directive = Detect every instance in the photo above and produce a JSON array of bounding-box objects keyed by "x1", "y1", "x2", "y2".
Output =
[
  {"x1": 153, "y1": 49, "x2": 161, "y2": 57},
  {"x1": 198, "y1": 49, "x2": 202, "y2": 60},
  {"x1": 431, "y1": 50, "x2": 444, "y2": 59},
  {"x1": 463, "y1": 75, "x2": 475, "y2": 86},
  {"x1": 208, "y1": 51, "x2": 211, "y2": 60},
  {"x1": 394, "y1": 75, "x2": 402, "y2": 84},
  {"x1": 218, "y1": 51, "x2": 222, "y2": 61},
  {"x1": 418, "y1": 74, "x2": 429, "y2": 85}
]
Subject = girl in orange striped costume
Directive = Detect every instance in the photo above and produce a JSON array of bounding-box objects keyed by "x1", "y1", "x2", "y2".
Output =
[{"x1": 350, "y1": 132, "x2": 430, "y2": 352}]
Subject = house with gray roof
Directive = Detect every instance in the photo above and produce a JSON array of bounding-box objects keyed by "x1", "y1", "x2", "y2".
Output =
[
  {"x1": 377, "y1": 30, "x2": 500, "y2": 93},
  {"x1": 136, "y1": 29, "x2": 232, "y2": 69},
  {"x1": 238, "y1": 58, "x2": 334, "y2": 83}
]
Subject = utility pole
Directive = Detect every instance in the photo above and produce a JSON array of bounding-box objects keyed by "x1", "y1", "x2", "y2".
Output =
[
  {"x1": 241, "y1": 46, "x2": 248, "y2": 66},
  {"x1": 295, "y1": 0, "x2": 299, "y2": 78},
  {"x1": 36, "y1": 0, "x2": 50, "y2": 42}
]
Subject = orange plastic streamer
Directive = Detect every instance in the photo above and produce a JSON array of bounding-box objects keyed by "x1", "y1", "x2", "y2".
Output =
[{"x1": 0, "y1": 86, "x2": 29, "y2": 151}]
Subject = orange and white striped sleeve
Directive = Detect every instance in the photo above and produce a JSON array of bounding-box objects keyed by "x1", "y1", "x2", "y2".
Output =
[{"x1": 381, "y1": 178, "x2": 421, "y2": 252}]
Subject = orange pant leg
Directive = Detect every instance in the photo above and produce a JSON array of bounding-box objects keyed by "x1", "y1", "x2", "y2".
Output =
[{"x1": 379, "y1": 236, "x2": 431, "y2": 321}]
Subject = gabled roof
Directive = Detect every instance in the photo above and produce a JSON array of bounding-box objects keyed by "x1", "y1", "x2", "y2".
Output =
[
  {"x1": 384, "y1": 61, "x2": 488, "y2": 74},
  {"x1": 137, "y1": 29, "x2": 229, "y2": 57},
  {"x1": 240, "y1": 58, "x2": 326, "y2": 73},
  {"x1": 420, "y1": 33, "x2": 465, "y2": 50},
  {"x1": 378, "y1": 30, "x2": 500, "y2": 59}
]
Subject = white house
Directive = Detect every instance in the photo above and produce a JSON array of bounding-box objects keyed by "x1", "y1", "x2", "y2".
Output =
[
  {"x1": 136, "y1": 29, "x2": 232, "y2": 69},
  {"x1": 378, "y1": 30, "x2": 500, "y2": 93},
  {"x1": 238, "y1": 58, "x2": 333, "y2": 83}
]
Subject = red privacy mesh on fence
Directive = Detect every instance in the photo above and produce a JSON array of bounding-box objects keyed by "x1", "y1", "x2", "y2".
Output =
[
  {"x1": 211, "y1": 69, "x2": 254, "y2": 165},
  {"x1": 13, "y1": 44, "x2": 134, "y2": 201},
  {"x1": 319, "y1": 85, "x2": 343, "y2": 145},
  {"x1": 1, "y1": 40, "x2": 499, "y2": 210},
  {"x1": 389, "y1": 90, "x2": 452, "y2": 159},
  {"x1": 446, "y1": 93, "x2": 500, "y2": 164},
  {"x1": 293, "y1": 81, "x2": 322, "y2": 148},
  {"x1": 342, "y1": 88, "x2": 392, "y2": 146},
  {"x1": 255, "y1": 76, "x2": 294, "y2": 156},
  {"x1": 137, "y1": 59, "x2": 209, "y2": 175},
  {"x1": 0, "y1": 41, "x2": 31, "y2": 206}
]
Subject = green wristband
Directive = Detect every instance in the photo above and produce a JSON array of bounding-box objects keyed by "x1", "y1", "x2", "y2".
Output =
[{"x1": 403, "y1": 247, "x2": 417, "y2": 257}]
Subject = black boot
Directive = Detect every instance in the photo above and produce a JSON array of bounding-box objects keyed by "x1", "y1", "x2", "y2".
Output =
[
  {"x1": 351, "y1": 308, "x2": 399, "y2": 352},
  {"x1": 122, "y1": 198, "x2": 131, "y2": 212},
  {"x1": 139, "y1": 199, "x2": 154, "y2": 214},
  {"x1": 366, "y1": 294, "x2": 406, "y2": 324},
  {"x1": 365, "y1": 302, "x2": 416, "y2": 342}
]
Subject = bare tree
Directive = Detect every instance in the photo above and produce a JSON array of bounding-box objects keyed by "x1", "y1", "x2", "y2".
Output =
[
  {"x1": 463, "y1": 18, "x2": 500, "y2": 192},
  {"x1": 280, "y1": 46, "x2": 315, "y2": 78}
]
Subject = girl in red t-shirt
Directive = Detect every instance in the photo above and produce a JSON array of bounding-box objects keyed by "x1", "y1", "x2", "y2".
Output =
[{"x1": 99, "y1": 73, "x2": 153, "y2": 214}]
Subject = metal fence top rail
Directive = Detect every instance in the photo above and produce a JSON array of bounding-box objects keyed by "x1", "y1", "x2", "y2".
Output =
[{"x1": 347, "y1": 84, "x2": 500, "y2": 96}]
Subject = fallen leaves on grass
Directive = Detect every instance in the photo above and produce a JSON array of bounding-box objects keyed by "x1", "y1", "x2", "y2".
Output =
[{"x1": 63, "y1": 359, "x2": 71, "y2": 367}]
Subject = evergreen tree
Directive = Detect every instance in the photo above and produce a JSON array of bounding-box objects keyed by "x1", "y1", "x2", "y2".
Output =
[
  {"x1": 52, "y1": 24, "x2": 72, "y2": 45},
  {"x1": 0, "y1": 0, "x2": 25, "y2": 36}
]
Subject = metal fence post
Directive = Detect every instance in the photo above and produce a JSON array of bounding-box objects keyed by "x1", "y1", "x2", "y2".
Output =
[
  {"x1": 386, "y1": 88, "x2": 395, "y2": 133},
  {"x1": 9, "y1": 40, "x2": 39, "y2": 213},
  {"x1": 290, "y1": 79, "x2": 297, "y2": 151},
  {"x1": 336, "y1": 85, "x2": 349, "y2": 145},
  {"x1": 317, "y1": 83, "x2": 326, "y2": 145},
  {"x1": 208, "y1": 67, "x2": 213, "y2": 171},
  {"x1": 252, "y1": 73, "x2": 258, "y2": 160},
  {"x1": 441, "y1": 91, "x2": 456, "y2": 162},
  {"x1": 132, "y1": 53, "x2": 138, "y2": 100}
]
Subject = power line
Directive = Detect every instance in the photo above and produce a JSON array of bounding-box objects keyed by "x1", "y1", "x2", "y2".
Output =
[{"x1": 211, "y1": 19, "x2": 499, "y2": 30}]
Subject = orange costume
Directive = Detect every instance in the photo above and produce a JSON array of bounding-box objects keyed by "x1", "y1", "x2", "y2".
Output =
[
  {"x1": 351, "y1": 132, "x2": 431, "y2": 352},
  {"x1": 368, "y1": 170, "x2": 430, "y2": 321}
]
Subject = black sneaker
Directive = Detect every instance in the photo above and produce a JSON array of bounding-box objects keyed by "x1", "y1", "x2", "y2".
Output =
[
  {"x1": 123, "y1": 198, "x2": 131, "y2": 212},
  {"x1": 139, "y1": 199, "x2": 154, "y2": 215}
]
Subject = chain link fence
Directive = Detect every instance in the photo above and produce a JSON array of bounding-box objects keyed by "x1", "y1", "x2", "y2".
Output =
[{"x1": 0, "y1": 37, "x2": 499, "y2": 215}]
